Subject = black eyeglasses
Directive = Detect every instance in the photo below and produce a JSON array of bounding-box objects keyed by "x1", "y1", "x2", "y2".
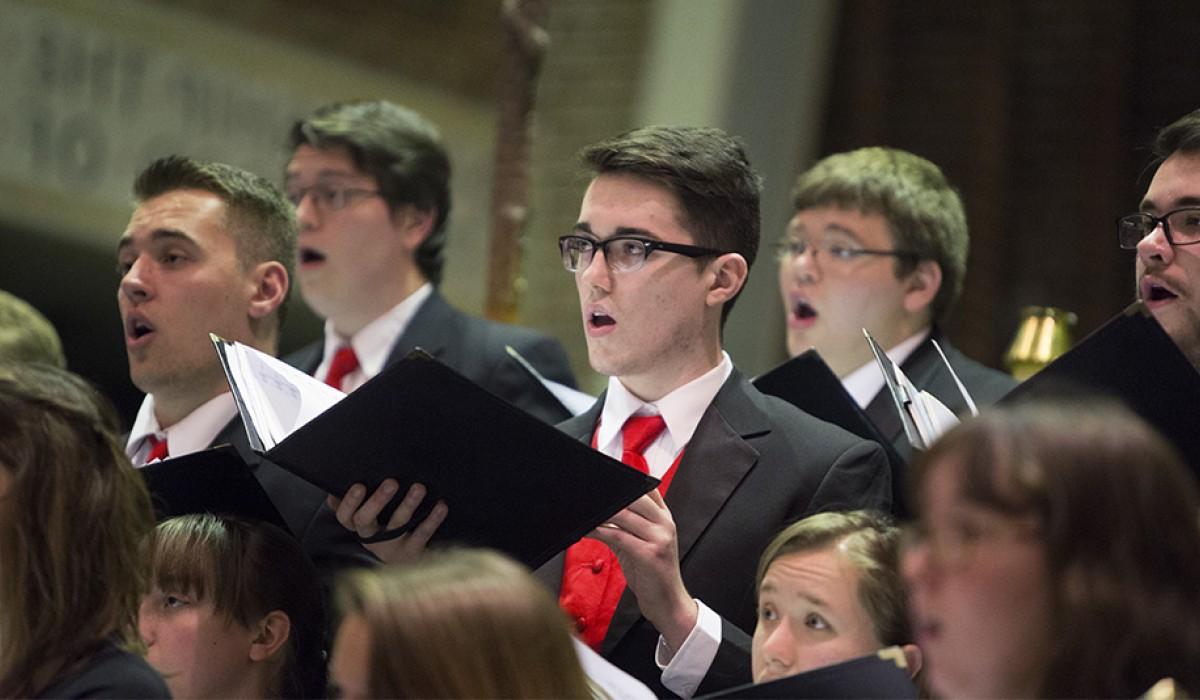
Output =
[
  {"x1": 1117, "y1": 207, "x2": 1200, "y2": 250},
  {"x1": 558, "y1": 234, "x2": 725, "y2": 273},
  {"x1": 776, "y1": 237, "x2": 919, "y2": 264},
  {"x1": 286, "y1": 184, "x2": 381, "y2": 212}
]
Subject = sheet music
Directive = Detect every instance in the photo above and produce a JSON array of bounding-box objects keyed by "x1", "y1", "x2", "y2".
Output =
[
  {"x1": 210, "y1": 334, "x2": 346, "y2": 451},
  {"x1": 863, "y1": 328, "x2": 962, "y2": 450}
]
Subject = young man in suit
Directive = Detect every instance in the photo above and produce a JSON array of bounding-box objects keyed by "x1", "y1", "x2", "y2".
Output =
[
  {"x1": 1123, "y1": 108, "x2": 1200, "y2": 371},
  {"x1": 118, "y1": 155, "x2": 372, "y2": 580},
  {"x1": 282, "y1": 100, "x2": 575, "y2": 422},
  {"x1": 535, "y1": 126, "x2": 891, "y2": 695},
  {"x1": 778, "y1": 147, "x2": 1015, "y2": 458}
]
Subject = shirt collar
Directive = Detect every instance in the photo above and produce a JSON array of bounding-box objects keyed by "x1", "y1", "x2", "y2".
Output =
[
  {"x1": 597, "y1": 352, "x2": 733, "y2": 454},
  {"x1": 126, "y1": 391, "x2": 239, "y2": 465},
  {"x1": 842, "y1": 328, "x2": 929, "y2": 408},
  {"x1": 319, "y1": 283, "x2": 433, "y2": 380}
]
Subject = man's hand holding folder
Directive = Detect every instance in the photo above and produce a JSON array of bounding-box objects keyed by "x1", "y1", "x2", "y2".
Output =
[{"x1": 328, "y1": 480, "x2": 448, "y2": 564}]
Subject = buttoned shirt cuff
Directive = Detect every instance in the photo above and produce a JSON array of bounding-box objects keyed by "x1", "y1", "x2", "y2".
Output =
[{"x1": 656, "y1": 599, "x2": 722, "y2": 699}]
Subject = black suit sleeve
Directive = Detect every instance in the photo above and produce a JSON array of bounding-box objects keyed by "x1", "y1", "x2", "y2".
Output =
[{"x1": 694, "y1": 618, "x2": 754, "y2": 697}]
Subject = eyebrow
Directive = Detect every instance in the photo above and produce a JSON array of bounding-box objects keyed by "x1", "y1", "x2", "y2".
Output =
[
  {"x1": 572, "y1": 222, "x2": 661, "y2": 240},
  {"x1": 116, "y1": 228, "x2": 198, "y2": 255},
  {"x1": 1140, "y1": 195, "x2": 1200, "y2": 212}
]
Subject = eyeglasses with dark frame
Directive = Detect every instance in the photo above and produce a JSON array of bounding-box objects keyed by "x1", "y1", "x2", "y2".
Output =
[
  {"x1": 558, "y1": 234, "x2": 726, "y2": 273},
  {"x1": 1116, "y1": 207, "x2": 1200, "y2": 250},
  {"x1": 286, "y1": 184, "x2": 382, "y2": 212},
  {"x1": 776, "y1": 236, "x2": 919, "y2": 264}
]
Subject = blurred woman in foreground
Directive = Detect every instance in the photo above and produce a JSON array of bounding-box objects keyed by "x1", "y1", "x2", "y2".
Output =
[{"x1": 903, "y1": 398, "x2": 1200, "y2": 697}]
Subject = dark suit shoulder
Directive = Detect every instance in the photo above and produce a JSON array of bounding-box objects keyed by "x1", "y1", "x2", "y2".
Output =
[
  {"x1": 940, "y1": 341, "x2": 1016, "y2": 405},
  {"x1": 282, "y1": 338, "x2": 324, "y2": 375},
  {"x1": 36, "y1": 641, "x2": 169, "y2": 699}
]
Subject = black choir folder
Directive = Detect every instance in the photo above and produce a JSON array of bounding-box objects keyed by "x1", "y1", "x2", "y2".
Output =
[
  {"x1": 211, "y1": 337, "x2": 659, "y2": 569},
  {"x1": 702, "y1": 648, "x2": 917, "y2": 699},
  {"x1": 140, "y1": 444, "x2": 291, "y2": 534},
  {"x1": 1002, "y1": 302, "x2": 1200, "y2": 473},
  {"x1": 754, "y1": 349, "x2": 910, "y2": 515}
]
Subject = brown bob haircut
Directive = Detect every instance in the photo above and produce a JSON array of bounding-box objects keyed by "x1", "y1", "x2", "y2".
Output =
[
  {"x1": 151, "y1": 513, "x2": 327, "y2": 698},
  {"x1": 910, "y1": 397, "x2": 1200, "y2": 696},
  {"x1": 336, "y1": 548, "x2": 591, "y2": 698},
  {"x1": 0, "y1": 362, "x2": 155, "y2": 696}
]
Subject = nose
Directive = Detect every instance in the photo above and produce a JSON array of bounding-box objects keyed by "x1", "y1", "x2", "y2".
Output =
[
  {"x1": 137, "y1": 600, "x2": 156, "y2": 645},
  {"x1": 759, "y1": 622, "x2": 796, "y2": 673},
  {"x1": 577, "y1": 245, "x2": 612, "y2": 293},
  {"x1": 119, "y1": 255, "x2": 153, "y2": 304},
  {"x1": 784, "y1": 246, "x2": 821, "y2": 283},
  {"x1": 294, "y1": 191, "x2": 321, "y2": 232},
  {"x1": 900, "y1": 539, "x2": 938, "y2": 591},
  {"x1": 1136, "y1": 221, "x2": 1174, "y2": 269}
]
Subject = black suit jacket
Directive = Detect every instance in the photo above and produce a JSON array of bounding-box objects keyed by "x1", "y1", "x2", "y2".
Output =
[
  {"x1": 865, "y1": 328, "x2": 1016, "y2": 463},
  {"x1": 286, "y1": 291, "x2": 577, "y2": 424},
  {"x1": 535, "y1": 370, "x2": 891, "y2": 696},
  {"x1": 213, "y1": 418, "x2": 376, "y2": 584}
]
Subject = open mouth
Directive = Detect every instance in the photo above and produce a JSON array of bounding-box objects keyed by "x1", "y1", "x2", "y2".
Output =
[
  {"x1": 589, "y1": 311, "x2": 616, "y2": 329},
  {"x1": 1145, "y1": 284, "x2": 1177, "y2": 302},
  {"x1": 791, "y1": 300, "x2": 818, "y2": 324},
  {"x1": 299, "y1": 247, "x2": 326, "y2": 265},
  {"x1": 126, "y1": 316, "x2": 155, "y2": 341}
]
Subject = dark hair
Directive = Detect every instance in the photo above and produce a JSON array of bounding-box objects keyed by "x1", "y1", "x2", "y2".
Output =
[
  {"x1": 791, "y1": 147, "x2": 968, "y2": 324},
  {"x1": 756, "y1": 510, "x2": 909, "y2": 648},
  {"x1": 288, "y1": 100, "x2": 452, "y2": 285},
  {"x1": 911, "y1": 398, "x2": 1200, "y2": 696},
  {"x1": 580, "y1": 125, "x2": 762, "y2": 323},
  {"x1": 151, "y1": 514, "x2": 327, "y2": 698},
  {"x1": 336, "y1": 548, "x2": 590, "y2": 698},
  {"x1": 133, "y1": 155, "x2": 298, "y2": 328},
  {"x1": 0, "y1": 363, "x2": 155, "y2": 696},
  {"x1": 1153, "y1": 108, "x2": 1200, "y2": 161},
  {"x1": 0, "y1": 290, "x2": 65, "y2": 368}
]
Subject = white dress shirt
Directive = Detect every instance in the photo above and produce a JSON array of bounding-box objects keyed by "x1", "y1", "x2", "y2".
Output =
[
  {"x1": 314, "y1": 283, "x2": 433, "y2": 393},
  {"x1": 126, "y1": 392, "x2": 238, "y2": 467},
  {"x1": 596, "y1": 352, "x2": 733, "y2": 479},
  {"x1": 840, "y1": 328, "x2": 929, "y2": 408}
]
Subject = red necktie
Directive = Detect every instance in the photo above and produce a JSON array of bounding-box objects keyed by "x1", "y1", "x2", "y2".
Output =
[
  {"x1": 145, "y1": 434, "x2": 169, "y2": 463},
  {"x1": 561, "y1": 414, "x2": 671, "y2": 650},
  {"x1": 324, "y1": 345, "x2": 360, "y2": 390}
]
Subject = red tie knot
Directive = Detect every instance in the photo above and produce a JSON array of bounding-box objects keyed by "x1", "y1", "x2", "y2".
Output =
[
  {"x1": 145, "y1": 434, "x2": 169, "y2": 463},
  {"x1": 621, "y1": 414, "x2": 666, "y2": 456},
  {"x1": 324, "y1": 345, "x2": 360, "y2": 390}
]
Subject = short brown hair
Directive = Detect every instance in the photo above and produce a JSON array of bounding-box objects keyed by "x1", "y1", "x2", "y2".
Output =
[
  {"x1": 133, "y1": 155, "x2": 297, "y2": 327},
  {"x1": 756, "y1": 510, "x2": 909, "y2": 648},
  {"x1": 791, "y1": 147, "x2": 968, "y2": 325},
  {"x1": 0, "y1": 290, "x2": 65, "y2": 368},
  {"x1": 911, "y1": 398, "x2": 1200, "y2": 696},
  {"x1": 580, "y1": 125, "x2": 763, "y2": 324},
  {"x1": 0, "y1": 363, "x2": 155, "y2": 696},
  {"x1": 1153, "y1": 108, "x2": 1200, "y2": 161},
  {"x1": 151, "y1": 514, "x2": 327, "y2": 698},
  {"x1": 288, "y1": 100, "x2": 451, "y2": 285},
  {"x1": 336, "y1": 548, "x2": 591, "y2": 698}
]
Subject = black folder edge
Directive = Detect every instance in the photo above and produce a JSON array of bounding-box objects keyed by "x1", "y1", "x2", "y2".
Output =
[
  {"x1": 503, "y1": 345, "x2": 575, "y2": 423},
  {"x1": 700, "y1": 647, "x2": 917, "y2": 699},
  {"x1": 1001, "y1": 301, "x2": 1200, "y2": 475},
  {"x1": 753, "y1": 348, "x2": 906, "y2": 473},
  {"x1": 139, "y1": 443, "x2": 291, "y2": 535},
  {"x1": 243, "y1": 350, "x2": 660, "y2": 569}
]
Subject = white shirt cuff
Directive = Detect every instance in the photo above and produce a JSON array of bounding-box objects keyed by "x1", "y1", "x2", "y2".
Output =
[{"x1": 656, "y1": 599, "x2": 722, "y2": 699}]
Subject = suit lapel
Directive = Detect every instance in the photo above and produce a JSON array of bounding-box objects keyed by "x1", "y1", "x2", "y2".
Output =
[
  {"x1": 601, "y1": 372, "x2": 767, "y2": 655},
  {"x1": 384, "y1": 291, "x2": 454, "y2": 366},
  {"x1": 865, "y1": 333, "x2": 940, "y2": 447}
]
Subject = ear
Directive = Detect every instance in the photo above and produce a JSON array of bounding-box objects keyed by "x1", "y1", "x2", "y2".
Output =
[
  {"x1": 247, "y1": 261, "x2": 289, "y2": 320},
  {"x1": 900, "y1": 643, "x2": 923, "y2": 678},
  {"x1": 705, "y1": 253, "x2": 749, "y2": 310},
  {"x1": 901, "y1": 260, "x2": 941, "y2": 316},
  {"x1": 248, "y1": 610, "x2": 291, "y2": 663},
  {"x1": 392, "y1": 205, "x2": 436, "y2": 253}
]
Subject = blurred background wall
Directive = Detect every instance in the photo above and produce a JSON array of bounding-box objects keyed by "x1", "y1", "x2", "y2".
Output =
[{"x1": 2, "y1": 0, "x2": 1199, "y2": 427}]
